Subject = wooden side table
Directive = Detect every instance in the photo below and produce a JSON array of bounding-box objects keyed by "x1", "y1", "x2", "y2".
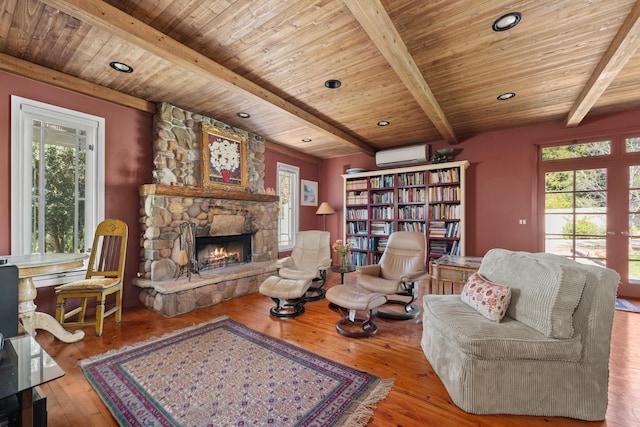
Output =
[{"x1": 429, "y1": 255, "x2": 483, "y2": 294}]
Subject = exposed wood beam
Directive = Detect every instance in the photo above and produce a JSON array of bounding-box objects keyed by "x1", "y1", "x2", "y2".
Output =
[
  {"x1": 344, "y1": 0, "x2": 458, "y2": 144},
  {"x1": 41, "y1": 0, "x2": 376, "y2": 156},
  {"x1": 0, "y1": 52, "x2": 155, "y2": 113},
  {"x1": 566, "y1": 0, "x2": 640, "y2": 127},
  {"x1": 264, "y1": 141, "x2": 322, "y2": 165}
]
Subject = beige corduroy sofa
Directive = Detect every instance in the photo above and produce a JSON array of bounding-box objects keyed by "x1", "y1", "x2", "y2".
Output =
[{"x1": 421, "y1": 248, "x2": 620, "y2": 420}]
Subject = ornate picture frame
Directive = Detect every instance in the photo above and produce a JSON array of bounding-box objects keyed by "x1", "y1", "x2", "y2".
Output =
[{"x1": 200, "y1": 123, "x2": 248, "y2": 190}]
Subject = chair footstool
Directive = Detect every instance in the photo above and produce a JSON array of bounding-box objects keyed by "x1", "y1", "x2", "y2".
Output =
[
  {"x1": 325, "y1": 285, "x2": 387, "y2": 338},
  {"x1": 259, "y1": 276, "x2": 312, "y2": 318}
]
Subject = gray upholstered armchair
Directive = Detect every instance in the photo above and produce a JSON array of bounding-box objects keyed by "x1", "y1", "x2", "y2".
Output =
[
  {"x1": 357, "y1": 231, "x2": 428, "y2": 319},
  {"x1": 276, "y1": 230, "x2": 331, "y2": 301}
]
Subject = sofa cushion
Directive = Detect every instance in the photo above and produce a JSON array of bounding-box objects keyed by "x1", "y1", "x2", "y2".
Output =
[
  {"x1": 460, "y1": 272, "x2": 511, "y2": 322},
  {"x1": 423, "y1": 295, "x2": 583, "y2": 361},
  {"x1": 478, "y1": 249, "x2": 586, "y2": 339}
]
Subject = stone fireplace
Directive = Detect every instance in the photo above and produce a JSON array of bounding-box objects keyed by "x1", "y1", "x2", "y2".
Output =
[{"x1": 134, "y1": 102, "x2": 279, "y2": 317}]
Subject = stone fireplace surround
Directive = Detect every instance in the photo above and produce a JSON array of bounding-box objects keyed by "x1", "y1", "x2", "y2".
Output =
[{"x1": 133, "y1": 103, "x2": 279, "y2": 317}]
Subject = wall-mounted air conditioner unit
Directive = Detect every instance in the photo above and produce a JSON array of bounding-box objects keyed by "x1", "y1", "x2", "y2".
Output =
[{"x1": 375, "y1": 144, "x2": 429, "y2": 167}]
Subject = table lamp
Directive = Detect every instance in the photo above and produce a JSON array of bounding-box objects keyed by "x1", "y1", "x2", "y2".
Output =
[{"x1": 315, "y1": 202, "x2": 336, "y2": 231}]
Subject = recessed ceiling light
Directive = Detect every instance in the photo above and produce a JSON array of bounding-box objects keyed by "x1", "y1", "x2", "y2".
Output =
[
  {"x1": 377, "y1": 120, "x2": 390, "y2": 126},
  {"x1": 109, "y1": 61, "x2": 133, "y2": 73},
  {"x1": 324, "y1": 79, "x2": 342, "y2": 89},
  {"x1": 492, "y1": 12, "x2": 522, "y2": 32},
  {"x1": 302, "y1": 138, "x2": 312, "y2": 142},
  {"x1": 497, "y1": 92, "x2": 516, "y2": 100},
  {"x1": 237, "y1": 112, "x2": 251, "y2": 118}
]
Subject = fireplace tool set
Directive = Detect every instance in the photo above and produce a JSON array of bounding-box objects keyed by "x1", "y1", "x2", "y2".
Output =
[{"x1": 177, "y1": 222, "x2": 200, "y2": 281}]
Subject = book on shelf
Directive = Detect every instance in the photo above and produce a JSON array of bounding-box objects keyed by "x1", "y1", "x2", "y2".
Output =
[
  {"x1": 371, "y1": 191, "x2": 394, "y2": 204},
  {"x1": 369, "y1": 175, "x2": 394, "y2": 188},
  {"x1": 429, "y1": 168, "x2": 460, "y2": 184},
  {"x1": 346, "y1": 179, "x2": 368, "y2": 191},
  {"x1": 371, "y1": 221, "x2": 394, "y2": 235},
  {"x1": 346, "y1": 191, "x2": 368, "y2": 205},
  {"x1": 398, "y1": 171, "x2": 425, "y2": 186},
  {"x1": 347, "y1": 208, "x2": 368, "y2": 220}
]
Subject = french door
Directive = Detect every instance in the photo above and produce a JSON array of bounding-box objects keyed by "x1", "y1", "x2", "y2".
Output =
[{"x1": 539, "y1": 135, "x2": 640, "y2": 297}]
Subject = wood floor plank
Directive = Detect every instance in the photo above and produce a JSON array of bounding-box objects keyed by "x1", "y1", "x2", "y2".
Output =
[{"x1": 32, "y1": 271, "x2": 640, "y2": 427}]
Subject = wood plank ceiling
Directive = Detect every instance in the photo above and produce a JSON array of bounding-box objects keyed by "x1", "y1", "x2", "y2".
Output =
[{"x1": 1, "y1": 0, "x2": 640, "y2": 160}]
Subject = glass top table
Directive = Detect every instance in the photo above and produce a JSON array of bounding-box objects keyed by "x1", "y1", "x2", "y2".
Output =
[{"x1": 0, "y1": 335, "x2": 65, "y2": 426}]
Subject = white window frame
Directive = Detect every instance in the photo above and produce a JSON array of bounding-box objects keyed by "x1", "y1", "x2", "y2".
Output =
[
  {"x1": 11, "y1": 96, "x2": 105, "y2": 286},
  {"x1": 277, "y1": 162, "x2": 299, "y2": 251}
]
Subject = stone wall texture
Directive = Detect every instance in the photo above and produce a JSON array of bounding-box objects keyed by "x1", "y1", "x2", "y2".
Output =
[{"x1": 153, "y1": 102, "x2": 265, "y2": 192}]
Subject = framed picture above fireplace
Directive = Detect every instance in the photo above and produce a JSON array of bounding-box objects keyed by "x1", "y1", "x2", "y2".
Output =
[{"x1": 200, "y1": 123, "x2": 248, "y2": 190}]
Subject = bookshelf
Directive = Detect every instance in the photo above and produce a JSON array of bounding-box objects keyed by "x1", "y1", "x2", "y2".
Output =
[{"x1": 342, "y1": 160, "x2": 469, "y2": 266}]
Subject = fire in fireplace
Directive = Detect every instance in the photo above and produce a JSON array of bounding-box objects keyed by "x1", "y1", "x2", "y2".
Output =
[{"x1": 195, "y1": 234, "x2": 252, "y2": 270}]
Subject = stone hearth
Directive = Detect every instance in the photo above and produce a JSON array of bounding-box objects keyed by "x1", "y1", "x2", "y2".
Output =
[{"x1": 134, "y1": 184, "x2": 279, "y2": 317}]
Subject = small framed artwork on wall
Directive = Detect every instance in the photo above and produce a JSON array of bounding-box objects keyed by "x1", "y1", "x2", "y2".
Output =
[
  {"x1": 301, "y1": 179, "x2": 318, "y2": 206},
  {"x1": 200, "y1": 123, "x2": 248, "y2": 190}
]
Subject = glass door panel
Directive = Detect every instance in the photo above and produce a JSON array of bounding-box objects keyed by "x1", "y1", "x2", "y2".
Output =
[{"x1": 544, "y1": 168, "x2": 607, "y2": 266}]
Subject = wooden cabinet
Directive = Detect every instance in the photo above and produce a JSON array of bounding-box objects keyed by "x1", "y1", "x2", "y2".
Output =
[{"x1": 342, "y1": 161, "x2": 469, "y2": 266}]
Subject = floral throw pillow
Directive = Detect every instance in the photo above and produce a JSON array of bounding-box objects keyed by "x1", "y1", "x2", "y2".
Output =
[{"x1": 460, "y1": 272, "x2": 511, "y2": 322}]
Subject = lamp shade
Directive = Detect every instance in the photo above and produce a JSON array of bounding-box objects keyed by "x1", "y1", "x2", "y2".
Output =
[{"x1": 315, "y1": 202, "x2": 336, "y2": 215}]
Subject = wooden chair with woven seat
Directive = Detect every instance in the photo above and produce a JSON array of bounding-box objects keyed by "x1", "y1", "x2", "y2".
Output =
[{"x1": 55, "y1": 219, "x2": 128, "y2": 337}]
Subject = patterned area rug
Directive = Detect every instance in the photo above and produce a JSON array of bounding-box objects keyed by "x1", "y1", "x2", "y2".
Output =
[
  {"x1": 80, "y1": 317, "x2": 394, "y2": 426},
  {"x1": 615, "y1": 298, "x2": 640, "y2": 313}
]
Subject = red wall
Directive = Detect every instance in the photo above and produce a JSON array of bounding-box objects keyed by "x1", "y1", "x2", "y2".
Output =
[{"x1": 0, "y1": 71, "x2": 153, "y2": 313}]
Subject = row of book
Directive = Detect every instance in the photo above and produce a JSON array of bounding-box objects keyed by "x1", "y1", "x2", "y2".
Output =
[
  {"x1": 430, "y1": 204, "x2": 461, "y2": 220},
  {"x1": 398, "y1": 205, "x2": 425, "y2": 220},
  {"x1": 398, "y1": 222, "x2": 426, "y2": 233},
  {"x1": 428, "y1": 220, "x2": 461, "y2": 238},
  {"x1": 371, "y1": 221, "x2": 394, "y2": 235},
  {"x1": 349, "y1": 236, "x2": 390, "y2": 252},
  {"x1": 429, "y1": 240, "x2": 461, "y2": 256},
  {"x1": 429, "y1": 168, "x2": 460, "y2": 184},
  {"x1": 371, "y1": 206, "x2": 394, "y2": 220},
  {"x1": 346, "y1": 191, "x2": 368, "y2": 205},
  {"x1": 428, "y1": 186, "x2": 460, "y2": 202},
  {"x1": 346, "y1": 179, "x2": 367, "y2": 190},
  {"x1": 371, "y1": 191, "x2": 394, "y2": 204},
  {"x1": 398, "y1": 188, "x2": 426, "y2": 203},
  {"x1": 346, "y1": 208, "x2": 368, "y2": 220},
  {"x1": 347, "y1": 221, "x2": 367, "y2": 234},
  {"x1": 369, "y1": 175, "x2": 394, "y2": 189},
  {"x1": 398, "y1": 172, "x2": 426, "y2": 186}
]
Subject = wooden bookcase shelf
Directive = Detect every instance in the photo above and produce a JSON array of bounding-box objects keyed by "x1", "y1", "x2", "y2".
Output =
[{"x1": 342, "y1": 160, "x2": 469, "y2": 266}]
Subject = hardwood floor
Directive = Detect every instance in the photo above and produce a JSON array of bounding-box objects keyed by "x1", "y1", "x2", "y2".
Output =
[{"x1": 34, "y1": 271, "x2": 640, "y2": 427}]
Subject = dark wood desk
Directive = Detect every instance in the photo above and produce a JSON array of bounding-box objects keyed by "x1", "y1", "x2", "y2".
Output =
[
  {"x1": 0, "y1": 335, "x2": 64, "y2": 427},
  {"x1": 429, "y1": 255, "x2": 483, "y2": 294}
]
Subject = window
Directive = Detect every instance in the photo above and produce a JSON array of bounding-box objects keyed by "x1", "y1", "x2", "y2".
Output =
[
  {"x1": 277, "y1": 162, "x2": 299, "y2": 251},
  {"x1": 11, "y1": 96, "x2": 105, "y2": 285}
]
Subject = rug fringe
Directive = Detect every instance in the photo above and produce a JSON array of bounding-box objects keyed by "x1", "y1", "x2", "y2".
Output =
[
  {"x1": 336, "y1": 377, "x2": 395, "y2": 427},
  {"x1": 79, "y1": 315, "x2": 230, "y2": 366}
]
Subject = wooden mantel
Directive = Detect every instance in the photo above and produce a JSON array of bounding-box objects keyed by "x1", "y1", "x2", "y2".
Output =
[{"x1": 139, "y1": 184, "x2": 279, "y2": 202}]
